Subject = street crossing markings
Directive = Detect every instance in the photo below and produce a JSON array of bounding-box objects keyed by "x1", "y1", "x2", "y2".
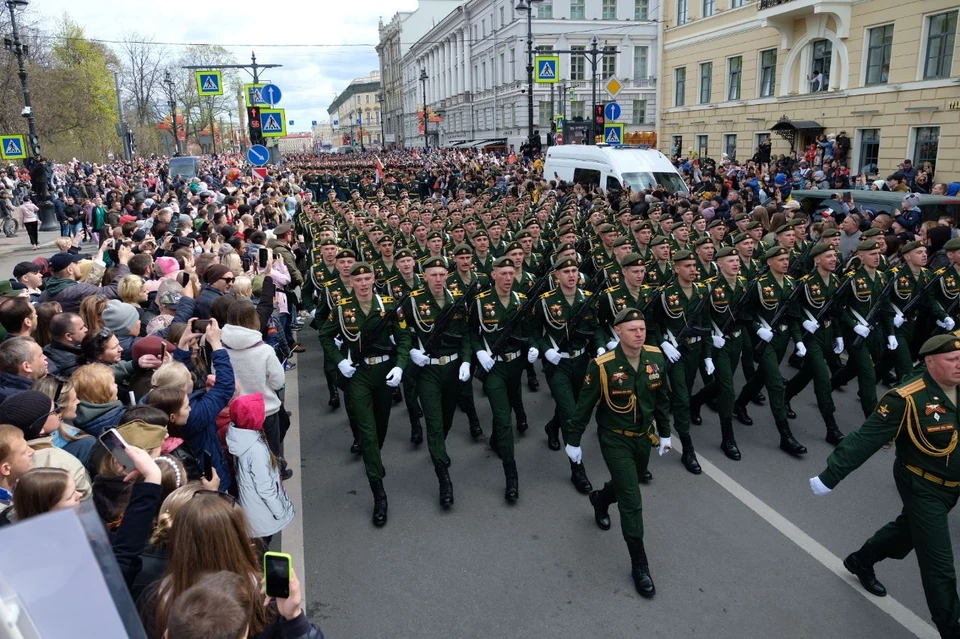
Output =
[
  {"x1": 539, "y1": 61, "x2": 555, "y2": 78},
  {"x1": 202, "y1": 76, "x2": 218, "y2": 91}
]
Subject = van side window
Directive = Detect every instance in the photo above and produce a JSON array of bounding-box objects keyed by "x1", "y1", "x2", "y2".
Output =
[
  {"x1": 606, "y1": 176, "x2": 622, "y2": 191},
  {"x1": 573, "y1": 168, "x2": 601, "y2": 188}
]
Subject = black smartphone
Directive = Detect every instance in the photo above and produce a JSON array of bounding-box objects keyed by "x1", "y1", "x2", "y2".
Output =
[
  {"x1": 258, "y1": 247, "x2": 269, "y2": 269},
  {"x1": 191, "y1": 319, "x2": 211, "y2": 333},
  {"x1": 99, "y1": 428, "x2": 136, "y2": 473},
  {"x1": 202, "y1": 450, "x2": 213, "y2": 482},
  {"x1": 177, "y1": 271, "x2": 190, "y2": 287},
  {"x1": 160, "y1": 342, "x2": 168, "y2": 361},
  {"x1": 263, "y1": 552, "x2": 292, "y2": 598}
]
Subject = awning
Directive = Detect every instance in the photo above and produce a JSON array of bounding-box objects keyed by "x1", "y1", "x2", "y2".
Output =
[
  {"x1": 771, "y1": 119, "x2": 823, "y2": 132},
  {"x1": 473, "y1": 138, "x2": 506, "y2": 149},
  {"x1": 453, "y1": 140, "x2": 481, "y2": 148}
]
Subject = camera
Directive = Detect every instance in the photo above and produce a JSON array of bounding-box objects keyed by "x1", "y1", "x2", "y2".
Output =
[{"x1": 20, "y1": 106, "x2": 31, "y2": 117}]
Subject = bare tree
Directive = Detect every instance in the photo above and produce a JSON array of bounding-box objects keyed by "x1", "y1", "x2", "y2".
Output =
[{"x1": 118, "y1": 33, "x2": 167, "y2": 125}]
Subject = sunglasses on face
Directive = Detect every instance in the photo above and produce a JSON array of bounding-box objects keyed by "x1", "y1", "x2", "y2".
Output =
[{"x1": 220, "y1": 277, "x2": 235, "y2": 284}]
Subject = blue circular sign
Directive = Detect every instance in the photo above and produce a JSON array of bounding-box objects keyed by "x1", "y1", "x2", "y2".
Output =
[
  {"x1": 247, "y1": 144, "x2": 269, "y2": 166},
  {"x1": 604, "y1": 102, "x2": 621, "y2": 122},
  {"x1": 261, "y1": 84, "x2": 282, "y2": 105}
]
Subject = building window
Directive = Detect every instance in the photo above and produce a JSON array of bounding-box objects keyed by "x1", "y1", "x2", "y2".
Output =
[
  {"x1": 677, "y1": 0, "x2": 688, "y2": 25},
  {"x1": 674, "y1": 67, "x2": 686, "y2": 106},
  {"x1": 539, "y1": 101, "x2": 553, "y2": 125},
  {"x1": 509, "y1": 49, "x2": 516, "y2": 82},
  {"x1": 571, "y1": 0, "x2": 585, "y2": 18},
  {"x1": 571, "y1": 46, "x2": 586, "y2": 80},
  {"x1": 699, "y1": 61, "x2": 712, "y2": 104},
  {"x1": 602, "y1": 0, "x2": 617, "y2": 20},
  {"x1": 696, "y1": 134, "x2": 708, "y2": 157},
  {"x1": 924, "y1": 11, "x2": 957, "y2": 79},
  {"x1": 723, "y1": 134, "x2": 737, "y2": 159},
  {"x1": 571, "y1": 100, "x2": 585, "y2": 119},
  {"x1": 632, "y1": 100, "x2": 647, "y2": 124},
  {"x1": 602, "y1": 46, "x2": 617, "y2": 77},
  {"x1": 500, "y1": 53, "x2": 505, "y2": 85},
  {"x1": 482, "y1": 62, "x2": 487, "y2": 89},
  {"x1": 865, "y1": 24, "x2": 893, "y2": 86},
  {"x1": 538, "y1": 1, "x2": 553, "y2": 18},
  {"x1": 810, "y1": 39, "x2": 832, "y2": 91},
  {"x1": 703, "y1": 0, "x2": 715, "y2": 18},
  {"x1": 732, "y1": 0, "x2": 744, "y2": 7},
  {"x1": 857, "y1": 129, "x2": 880, "y2": 175},
  {"x1": 634, "y1": 46, "x2": 648, "y2": 80},
  {"x1": 635, "y1": 0, "x2": 648, "y2": 20},
  {"x1": 500, "y1": 6, "x2": 505, "y2": 27},
  {"x1": 727, "y1": 56, "x2": 742, "y2": 100},
  {"x1": 913, "y1": 126, "x2": 940, "y2": 172},
  {"x1": 482, "y1": 19, "x2": 487, "y2": 38},
  {"x1": 671, "y1": 135, "x2": 683, "y2": 156},
  {"x1": 759, "y1": 49, "x2": 777, "y2": 97}
]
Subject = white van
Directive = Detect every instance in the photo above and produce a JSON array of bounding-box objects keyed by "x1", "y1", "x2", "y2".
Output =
[{"x1": 542, "y1": 145, "x2": 689, "y2": 195}]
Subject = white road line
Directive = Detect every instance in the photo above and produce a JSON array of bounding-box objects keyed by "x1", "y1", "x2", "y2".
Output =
[
  {"x1": 282, "y1": 360, "x2": 307, "y2": 598},
  {"x1": 697, "y1": 453, "x2": 939, "y2": 639}
]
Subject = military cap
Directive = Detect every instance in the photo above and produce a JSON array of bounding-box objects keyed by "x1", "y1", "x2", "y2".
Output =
[
  {"x1": 820, "y1": 228, "x2": 841, "y2": 239},
  {"x1": 471, "y1": 229, "x2": 489, "y2": 239},
  {"x1": 515, "y1": 230, "x2": 532, "y2": 240},
  {"x1": 395, "y1": 248, "x2": 415, "y2": 260},
  {"x1": 335, "y1": 248, "x2": 357, "y2": 260},
  {"x1": 505, "y1": 241, "x2": 523, "y2": 254},
  {"x1": 613, "y1": 307, "x2": 645, "y2": 326},
  {"x1": 787, "y1": 218, "x2": 806, "y2": 228},
  {"x1": 945, "y1": 238, "x2": 960, "y2": 252},
  {"x1": 452, "y1": 243, "x2": 473, "y2": 256},
  {"x1": 449, "y1": 223, "x2": 465, "y2": 232},
  {"x1": 597, "y1": 223, "x2": 617, "y2": 234},
  {"x1": 369, "y1": 224, "x2": 385, "y2": 233},
  {"x1": 900, "y1": 240, "x2": 923, "y2": 255},
  {"x1": 552, "y1": 256, "x2": 579, "y2": 272},
  {"x1": 493, "y1": 256, "x2": 517, "y2": 269},
  {"x1": 422, "y1": 256, "x2": 449, "y2": 270},
  {"x1": 558, "y1": 224, "x2": 577, "y2": 237},
  {"x1": 733, "y1": 213, "x2": 749, "y2": 222},
  {"x1": 763, "y1": 246, "x2": 790, "y2": 260},
  {"x1": 523, "y1": 218, "x2": 541, "y2": 228},
  {"x1": 810, "y1": 242, "x2": 834, "y2": 259},
  {"x1": 856, "y1": 240, "x2": 880, "y2": 252},
  {"x1": 774, "y1": 224, "x2": 793, "y2": 235},
  {"x1": 715, "y1": 246, "x2": 737, "y2": 259},
  {"x1": 377, "y1": 235, "x2": 395, "y2": 245},
  {"x1": 650, "y1": 235, "x2": 671, "y2": 247},
  {"x1": 555, "y1": 242, "x2": 577, "y2": 254},
  {"x1": 919, "y1": 334, "x2": 960, "y2": 357},
  {"x1": 274, "y1": 223, "x2": 292, "y2": 236},
  {"x1": 632, "y1": 220, "x2": 653, "y2": 232},
  {"x1": 707, "y1": 219, "x2": 725, "y2": 230},
  {"x1": 673, "y1": 250, "x2": 696, "y2": 263},
  {"x1": 612, "y1": 236, "x2": 631, "y2": 248},
  {"x1": 694, "y1": 236, "x2": 713, "y2": 247},
  {"x1": 349, "y1": 262, "x2": 374, "y2": 276},
  {"x1": 320, "y1": 238, "x2": 337, "y2": 247},
  {"x1": 426, "y1": 231, "x2": 443, "y2": 241},
  {"x1": 745, "y1": 221, "x2": 762, "y2": 231},
  {"x1": 860, "y1": 228, "x2": 882, "y2": 238},
  {"x1": 732, "y1": 232, "x2": 751, "y2": 245},
  {"x1": 621, "y1": 253, "x2": 646, "y2": 269}
]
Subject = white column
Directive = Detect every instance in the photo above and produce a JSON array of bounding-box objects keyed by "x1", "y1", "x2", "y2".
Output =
[{"x1": 460, "y1": 30, "x2": 467, "y2": 94}]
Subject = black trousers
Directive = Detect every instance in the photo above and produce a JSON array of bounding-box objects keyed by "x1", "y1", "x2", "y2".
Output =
[{"x1": 25, "y1": 221, "x2": 38, "y2": 245}]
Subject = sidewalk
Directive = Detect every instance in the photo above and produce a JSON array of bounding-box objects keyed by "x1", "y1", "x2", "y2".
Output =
[{"x1": 0, "y1": 229, "x2": 64, "y2": 259}]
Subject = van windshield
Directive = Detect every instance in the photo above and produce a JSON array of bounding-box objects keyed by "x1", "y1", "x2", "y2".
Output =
[
  {"x1": 621, "y1": 171, "x2": 689, "y2": 195},
  {"x1": 168, "y1": 157, "x2": 199, "y2": 179}
]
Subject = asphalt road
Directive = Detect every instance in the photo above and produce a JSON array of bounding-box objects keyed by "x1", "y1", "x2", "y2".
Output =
[{"x1": 296, "y1": 327, "x2": 953, "y2": 639}]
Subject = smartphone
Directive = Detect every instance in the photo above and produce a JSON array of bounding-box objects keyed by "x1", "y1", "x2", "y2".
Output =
[
  {"x1": 202, "y1": 450, "x2": 213, "y2": 482},
  {"x1": 160, "y1": 342, "x2": 168, "y2": 361},
  {"x1": 99, "y1": 428, "x2": 136, "y2": 473},
  {"x1": 191, "y1": 319, "x2": 211, "y2": 333},
  {"x1": 258, "y1": 247, "x2": 269, "y2": 269},
  {"x1": 263, "y1": 552, "x2": 292, "y2": 598}
]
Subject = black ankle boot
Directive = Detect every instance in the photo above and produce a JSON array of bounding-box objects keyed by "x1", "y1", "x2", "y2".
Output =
[
  {"x1": 785, "y1": 401, "x2": 797, "y2": 419},
  {"x1": 469, "y1": 418, "x2": 484, "y2": 440},
  {"x1": 733, "y1": 402, "x2": 754, "y2": 426},
  {"x1": 527, "y1": 370, "x2": 539, "y2": 392},
  {"x1": 589, "y1": 489, "x2": 611, "y2": 530},
  {"x1": 410, "y1": 417, "x2": 423, "y2": 445},
  {"x1": 545, "y1": 419, "x2": 561, "y2": 451},
  {"x1": 678, "y1": 433, "x2": 702, "y2": 474},
  {"x1": 752, "y1": 391, "x2": 766, "y2": 405},
  {"x1": 570, "y1": 460, "x2": 592, "y2": 493},
  {"x1": 626, "y1": 540, "x2": 656, "y2": 598},
  {"x1": 720, "y1": 422, "x2": 741, "y2": 461},
  {"x1": 777, "y1": 421, "x2": 807, "y2": 456},
  {"x1": 392, "y1": 388, "x2": 402, "y2": 404},
  {"x1": 328, "y1": 388, "x2": 340, "y2": 410},
  {"x1": 824, "y1": 414, "x2": 845, "y2": 446},
  {"x1": 434, "y1": 461, "x2": 454, "y2": 508},
  {"x1": 515, "y1": 412, "x2": 529, "y2": 434},
  {"x1": 503, "y1": 459, "x2": 519, "y2": 502},
  {"x1": 350, "y1": 437, "x2": 361, "y2": 455},
  {"x1": 843, "y1": 546, "x2": 887, "y2": 597},
  {"x1": 369, "y1": 479, "x2": 388, "y2": 527},
  {"x1": 690, "y1": 393, "x2": 703, "y2": 425}
]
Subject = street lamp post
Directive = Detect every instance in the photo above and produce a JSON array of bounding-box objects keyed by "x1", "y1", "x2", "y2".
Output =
[
  {"x1": 419, "y1": 68, "x2": 429, "y2": 150},
  {"x1": 516, "y1": 0, "x2": 542, "y2": 141},
  {"x1": 163, "y1": 70, "x2": 182, "y2": 156},
  {"x1": 376, "y1": 92, "x2": 386, "y2": 147}
]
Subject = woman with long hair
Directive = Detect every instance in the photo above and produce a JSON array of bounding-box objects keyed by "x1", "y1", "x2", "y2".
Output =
[
  {"x1": 72, "y1": 363, "x2": 124, "y2": 437},
  {"x1": 79, "y1": 295, "x2": 108, "y2": 334},
  {"x1": 12, "y1": 467, "x2": 81, "y2": 519},
  {"x1": 32, "y1": 376, "x2": 97, "y2": 469},
  {"x1": 34, "y1": 301, "x2": 62, "y2": 348}
]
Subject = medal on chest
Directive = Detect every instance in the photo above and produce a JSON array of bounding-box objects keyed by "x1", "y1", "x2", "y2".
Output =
[
  {"x1": 668, "y1": 293, "x2": 681, "y2": 309},
  {"x1": 483, "y1": 302, "x2": 496, "y2": 318},
  {"x1": 550, "y1": 302, "x2": 564, "y2": 319},
  {"x1": 418, "y1": 302, "x2": 432, "y2": 318}
]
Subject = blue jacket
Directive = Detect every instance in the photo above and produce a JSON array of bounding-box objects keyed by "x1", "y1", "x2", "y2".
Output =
[
  {"x1": 182, "y1": 348, "x2": 236, "y2": 494},
  {"x1": 0, "y1": 371, "x2": 34, "y2": 401},
  {"x1": 896, "y1": 207, "x2": 921, "y2": 234},
  {"x1": 73, "y1": 400, "x2": 125, "y2": 438}
]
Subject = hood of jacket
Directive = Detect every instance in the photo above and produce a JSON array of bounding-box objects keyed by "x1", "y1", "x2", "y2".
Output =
[
  {"x1": 43, "y1": 276, "x2": 76, "y2": 297},
  {"x1": 221, "y1": 324, "x2": 264, "y2": 351},
  {"x1": 225, "y1": 425, "x2": 261, "y2": 456},
  {"x1": 74, "y1": 400, "x2": 124, "y2": 427}
]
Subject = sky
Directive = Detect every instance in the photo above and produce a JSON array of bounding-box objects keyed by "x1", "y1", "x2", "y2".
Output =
[{"x1": 28, "y1": 0, "x2": 422, "y2": 133}]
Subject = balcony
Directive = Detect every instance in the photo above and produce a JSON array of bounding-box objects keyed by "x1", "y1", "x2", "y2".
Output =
[{"x1": 757, "y1": 0, "x2": 852, "y2": 47}]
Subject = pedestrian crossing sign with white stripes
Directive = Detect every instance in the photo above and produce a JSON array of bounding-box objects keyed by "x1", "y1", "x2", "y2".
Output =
[
  {"x1": 0, "y1": 135, "x2": 26, "y2": 160},
  {"x1": 259, "y1": 108, "x2": 287, "y2": 137},
  {"x1": 195, "y1": 70, "x2": 224, "y2": 96},
  {"x1": 535, "y1": 56, "x2": 560, "y2": 84},
  {"x1": 604, "y1": 123, "x2": 624, "y2": 145}
]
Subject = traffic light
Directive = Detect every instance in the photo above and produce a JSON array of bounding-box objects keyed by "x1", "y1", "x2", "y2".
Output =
[
  {"x1": 594, "y1": 104, "x2": 605, "y2": 131},
  {"x1": 247, "y1": 106, "x2": 264, "y2": 145}
]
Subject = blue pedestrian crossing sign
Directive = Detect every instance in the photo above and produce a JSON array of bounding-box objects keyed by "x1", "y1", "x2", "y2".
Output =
[
  {"x1": 259, "y1": 108, "x2": 287, "y2": 137},
  {"x1": 604, "y1": 102, "x2": 622, "y2": 122},
  {"x1": 535, "y1": 55, "x2": 560, "y2": 84},
  {"x1": 195, "y1": 70, "x2": 223, "y2": 96},
  {"x1": 603, "y1": 123, "x2": 625, "y2": 145},
  {"x1": 244, "y1": 83, "x2": 268, "y2": 107},
  {"x1": 247, "y1": 144, "x2": 269, "y2": 167},
  {"x1": 0, "y1": 135, "x2": 26, "y2": 160}
]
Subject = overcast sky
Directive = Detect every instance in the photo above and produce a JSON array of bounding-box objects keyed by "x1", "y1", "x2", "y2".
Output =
[{"x1": 29, "y1": 0, "x2": 421, "y2": 133}]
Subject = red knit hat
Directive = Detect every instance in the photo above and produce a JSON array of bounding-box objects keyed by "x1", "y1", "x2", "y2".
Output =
[{"x1": 229, "y1": 393, "x2": 265, "y2": 431}]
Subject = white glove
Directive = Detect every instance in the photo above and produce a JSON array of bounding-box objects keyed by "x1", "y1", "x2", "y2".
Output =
[
  {"x1": 704, "y1": 358, "x2": 715, "y2": 376},
  {"x1": 544, "y1": 348, "x2": 562, "y2": 365},
  {"x1": 658, "y1": 436, "x2": 672, "y2": 456},
  {"x1": 334, "y1": 336, "x2": 343, "y2": 349},
  {"x1": 937, "y1": 317, "x2": 956, "y2": 331},
  {"x1": 802, "y1": 319, "x2": 818, "y2": 334},
  {"x1": 796, "y1": 342, "x2": 807, "y2": 358},
  {"x1": 660, "y1": 341, "x2": 681, "y2": 363},
  {"x1": 809, "y1": 476, "x2": 832, "y2": 496},
  {"x1": 477, "y1": 350, "x2": 495, "y2": 372},
  {"x1": 605, "y1": 338, "x2": 619, "y2": 350},
  {"x1": 337, "y1": 357, "x2": 356, "y2": 378},
  {"x1": 712, "y1": 335, "x2": 726, "y2": 349},
  {"x1": 385, "y1": 366, "x2": 403, "y2": 387},
  {"x1": 565, "y1": 444, "x2": 582, "y2": 464},
  {"x1": 596, "y1": 347, "x2": 606, "y2": 357},
  {"x1": 833, "y1": 337, "x2": 844, "y2": 354},
  {"x1": 410, "y1": 348, "x2": 429, "y2": 367},
  {"x1": 853, "y1": 323, "x2": 871, "y2": 338},
  {"x1": 390, "y1": 335, "x2": 396, "y2": 345},
  {"x1": 887, "y1": 335, "x2": 899, "y2": 351},
  {"x1": 527, "y1": 347, "x2": 539, "y2": 363},
  {"x1": 893, "y1": 314, "x2": 905, "y2": 328},
  {"x1": 458, "y1": 362, "x2": 471, "y2": 382},
  {"x1": 757, "y1": 327, "x2": 774, "y2": 343}
]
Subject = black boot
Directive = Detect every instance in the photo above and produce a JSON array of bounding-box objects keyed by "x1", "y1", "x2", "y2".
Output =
[
  {"x1": 785, "y1": 401, "x2": 797, "y2": 420},
  {"x1": 626, "y1": 540, "x2": 656, "y2": 598},
  {"x1": 589, "y1": 489, "x2": 611, "y2": 530},
  {"x1": 545, "y1": 419, "x2": 561, "y2": 451},
  {"x1": 640, "y1": 470, "x2": 653, "y2": 484},
  {"x1": 434, "y1": 461, "x2": 454, "y2": 508},
  {"x1": 843, "y1": 546, "x2": 887, "y2": 597},
  {"x1": 350, "y1": 437, "x2": 361, "y2": 455},
  {"x1": 279, "y1": 457, "x2": 293, "y2": 481},
  {"x1": 489, "y1": 433, "x2": 502, "y2": 459},
  {"x1": 720, "y1": 422, "x2": 741, "y2": 461},
  {"x1": 410, "y1": 418, "x2": 423, "y2": 445},
  {"x1": 527, "y1": 366, "x2": 539, "y2": 392},
  {"x1": 777, "y1": 420, "x2": 808, "y2": 456},
  {"x1": 328, "y1": 388, "x2": 340, "y2": 410},
  {"x1": 370, "y1": 479, "x2": 388, "y2": 527},
  {"x1": 678, "y1": 433, "x2": 702, "y2": 475},
  {"x1": 469, "y1": 418, "x2": 484, "y2": 440},
  {"x1": 733, "y1": 402, "x2": 754, "y2": 426},
  {"x1": 392, "y1": 388, "x2": 402, "y2": 404},
  {"x1": 690, "y1": 393, "x2": 703, "y2": 426},
  {"x1": 570, "y1": 461, "x2": 592, "y2": 493},
  {"x1": 824, "y1": 414, "x2": 845, "y2": 446},
  {"x1": 503, "y1": 459, "x2": 519, "y2": 503},
  {"x1": 515, "y1": 409, "x2": 529, "y2": 434},
  {"x1": 751, "y1": 392, "x2": 766, "y2": 406}
]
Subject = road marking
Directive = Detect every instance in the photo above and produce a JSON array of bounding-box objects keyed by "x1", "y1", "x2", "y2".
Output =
[
  {"x1": 282, "y1": 360, "x2": 307, "y2": 598},
  {"x1": 697, "y1": 453, "x2": 938, "y2": 639}
]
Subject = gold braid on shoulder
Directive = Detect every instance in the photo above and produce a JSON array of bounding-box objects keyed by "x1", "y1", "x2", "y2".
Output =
[
  {"x1": 597, "y1": 361, "x2": 637, "y2": 422},
  {"x1": 894, "y1": 380, "x2": 958, "y2": 464}
]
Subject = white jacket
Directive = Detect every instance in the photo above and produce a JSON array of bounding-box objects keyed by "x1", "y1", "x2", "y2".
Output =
[
  {"x1": 225, "y1": 426, "x2": 295, "y2": 538},
  {"x1": 221, "y1": 323, "x2": 285, "y2": 416}
]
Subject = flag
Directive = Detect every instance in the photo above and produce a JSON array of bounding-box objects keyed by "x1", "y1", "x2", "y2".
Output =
[{"x1": 375, "y1": 156, "x2": 384, "y2": 184}]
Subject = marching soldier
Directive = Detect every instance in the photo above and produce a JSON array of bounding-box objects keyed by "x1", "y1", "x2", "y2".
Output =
[
  {"x1": 566, "y1": 307, "x2": 672, "y2": 598},
  {"x1": 387, "y1": 248, "x2": 425, "y2": 443},
  {"x1": 596, "y1": 254, "x2": 653, "y2": 352},
  {"x1": 935, "y1": 238, "x2": 960, "y2": 318},
  {"x1": 447, "y1": 243, "x2": 488, "y2": 440},
  {"x1": 318, "y1": 262, "x2": 410, "y2": 527},
  {"x1": 644, "y1": 235, "x2": 673, "y2": 287}
]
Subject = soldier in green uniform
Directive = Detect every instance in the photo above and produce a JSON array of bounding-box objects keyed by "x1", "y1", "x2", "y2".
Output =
[
  {"x1": 471, "y1": 229, "x2": 495, "y2": 276},
  {"x1": 318, "y1": 262, "x2": 411, "y2": 527},
  {"x1": 693, "y1": 236, "x2": 717, "y2": 280},
  {"x1": 584, "y1": 223, "x2": 618, "y2": 279},
  {"x1": 644, "y1": 236, "x2": 673, "y2": 287},
  {"x1": 405, "y1": 256, "x2": 474, "y2": 508},
  {"x1": 566, "y1": 307, "x2": 672, "y2": 598},
  {"x1": 372, "y1": 235, "x2": 399, "y2": 291},
  {"x1": 471, "y1": 256, "x2": 538, "y2": 503},
  {"x1": 630, "y1": 220, "x2": 654, "y2": 262},
  {"x1": 448, "y1": 243, "x2": 488, "y2": 440},
  {"x1": 731, "y1": 245, "x2": 808, "y2": 456},
  {"x1": 386, "y1": 248, "x2": 424, "y2": 443},
  {"x1": 935, "y1": 239, "x2": 960, "y2": 320},
  {"x1": 535, "y1": 256, "x2": 604, "y2": 493},
  {"x1": 319, "y1": 248, "x2": 358, "y2": 418},
  {"x1": 811, "y1": 335, "x2": 960, "y2": 639},
  {"x1": 596, "y1": 254, "x2": 653, "y2": 353}
]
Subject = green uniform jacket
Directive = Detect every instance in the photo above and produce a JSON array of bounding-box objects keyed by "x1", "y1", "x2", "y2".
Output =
[
  {"x1": 595, "y1": 284, "x2": 655, "y2": 345},
  {"x1": 532, "y1": 287, "x2": 604, "y2": 355},
  {"x1": 890, "y1": 266, "x2": 947, "y2": 323},
  {"x1": 651, "y1": 278, "x2": 712, "y2": 354},
  {"x1": 319, "y1": 294, "x2": 412, "y2": 369},
  {"x1": 837, "y1": 266, "x2": 895, "y2": 335},
  {"x1": 566, "y1": 346, "x2": 673, "y2": 447},
  {"x1": 644, "y1": 260, "x2": 673, "y2": 287},
  {"x1": 386, "y1": 273, "x2": 422, "y2": 298},
  {"x1": 470, "y1": 289, "x2": 531, "y2": 356},
  {"x1": 936, "y1": 264, "x2": 960, "y2": 315},
  {"x1": 447, "y1": 270, "x2": 489, "y2": 296},
  {"x1": 708, "y1": 275, "x2": 748, "y2": 338},
  {"x1": 404, "y1": 288, "x2": 473, "y2": 361},
  {"x1": 795, "y1": 269, "x2": 843, "y2": 341},
  {"x1": 743, "y1": 271, "x2": 803, "y2": 344}
]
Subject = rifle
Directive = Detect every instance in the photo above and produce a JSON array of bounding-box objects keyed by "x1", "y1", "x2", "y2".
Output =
[
  {"x1": 788, "y1": 241, "x2": 814, "y2": 277},
  {"x1": 718, "y1": 265, "x2": 770, "y2": 337},
  {"x1": 673, "y1": 279, "x2": 715, "y2": 346},
  {"x1": 552, "y1": 270, "x2": 606, "y2": 353},
  {"x1": 641, "y1": 273, "x2": 677, "y2": 315},
  {"x1": 754, "y1": 274, "x2": 812, "y2": 357},
  {"x1": 422, "y1": 280, "x2": 483, "y2": 358},
  {"x1": 897, "y1": 267, "x2": 946, "y2": 317},
  {"x1": 484, "y1": 269, "x2": 554, "y2": 362},
  {"x1": 852, "y1": 267, "x2": 900, "y2": 348},
  {"x1": 354, "y1": 290, "x2": 412, "y2": 370},
  {"x1": 814, "y1": 269, "x2": 857, "y2": 322}
]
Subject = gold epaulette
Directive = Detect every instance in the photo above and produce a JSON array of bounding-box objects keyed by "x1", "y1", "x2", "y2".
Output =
[
  {"x1": 895, "y1": 378, "x2": 926, "y2": 398},
  {"x1": 323, "y1": 278, "x2": 338, "y2": 286},
  {"x1": 478, "y1": 290, "x2": 491, "y2": 299},
  {"x1": 451, "y1": 288, "x2": 463, "y2": 297},
  {"x1": 337, "y1": 297, "x2": 353, "y2": 306},
  {"x1": 410, "y1": 289, "x2": 425, "y2": 297},
  {"x1": 595, "y1": 350, "x2": 616, "y2": 364},
  {"x1": 643, "y1": 344, "x2": 662, "y2": 353},
  {"x1": 540, "y1": 289, "x2": 555, "y2": 300},
  {"x1": 517, "y1": 292, "x2": 527, "y2": 299},
  {"x1": 584, "y1": 289, "x2": 593, "y2": 297},
  {"x1": 605, "y1": 285, "x2": 620, "y2": 294},
  {"x1": 381, "y1": 296, "x2": 395, "y2": 303}
]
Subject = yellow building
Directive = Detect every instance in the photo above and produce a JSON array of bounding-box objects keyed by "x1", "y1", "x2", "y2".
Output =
[{"x1": 657, "y1": 0, "x2": 960, "y2": 181}]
